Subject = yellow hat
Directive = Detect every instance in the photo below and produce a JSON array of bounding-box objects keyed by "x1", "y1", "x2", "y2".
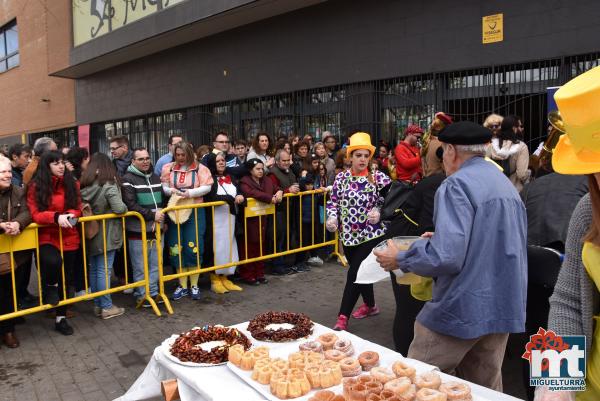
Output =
[
  {"x1": 552, "y1": 65, "x2": 600, "y2": 174},
  {"x1": 346, "y1": 132, "x2": 376, "y2": 158}
]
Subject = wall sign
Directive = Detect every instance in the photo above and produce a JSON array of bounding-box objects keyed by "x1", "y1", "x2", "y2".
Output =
[
  {"x1": 482, "y1": 13, "x2": 503, "y2": 44},
  {"x1": 72, "y1": 0, "x2": 187, "y2": 46}
]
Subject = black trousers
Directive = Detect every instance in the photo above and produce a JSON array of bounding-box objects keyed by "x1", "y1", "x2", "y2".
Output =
[
  {"x1": 0, "y1": 270, "x2": 17, "y2": 334},
  {"x1": 15, "y1": 251, "x2": 33, "y2": 298},
  {"x1": 389, "y1": 272, "x2": 425, "y2": 355},
  {"x1": 338, "y1": 237, "x2": 380, "y2": 317},
  {"x1": 39, "y1": 244, "x2": 77, "y2": 316}
]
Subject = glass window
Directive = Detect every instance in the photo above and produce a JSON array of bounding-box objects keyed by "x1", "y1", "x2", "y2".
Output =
[
  {"x1": 6, "y1": 24, "x2": 18, "y2": 54},
  {"x1": 0, "y1": 20, "x2": 18, "y2": 72}
]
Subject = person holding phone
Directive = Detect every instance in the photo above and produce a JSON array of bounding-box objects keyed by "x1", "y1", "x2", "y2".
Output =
[{"x1": 27, "y1": 151, "x2": 82, "y2": 336}]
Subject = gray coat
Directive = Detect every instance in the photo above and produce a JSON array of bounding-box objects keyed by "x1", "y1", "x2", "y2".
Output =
[
  {"x1": 80, "y1": 182, "x2": 128, "y2": 256},
  {"x1": 548, "y1": 194, "x2": 598, "y2": 354}
]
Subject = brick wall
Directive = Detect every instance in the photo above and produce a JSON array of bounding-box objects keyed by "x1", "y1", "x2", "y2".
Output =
[{"x1": 0, "y1": 0, "x2": 75, "y2": 139}]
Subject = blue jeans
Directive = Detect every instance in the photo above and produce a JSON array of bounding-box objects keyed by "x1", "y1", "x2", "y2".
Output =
[
  {"x1": 129, "y1": 235, "x2": 162, "y2": 300},
  {"x1": 89, "y1": 250, "x2": 116, "y2": 309}
]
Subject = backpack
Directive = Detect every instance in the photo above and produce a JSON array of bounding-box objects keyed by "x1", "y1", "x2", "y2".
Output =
[{"x1": 380, "y1": 180, "x2": 414, "y2": 222}]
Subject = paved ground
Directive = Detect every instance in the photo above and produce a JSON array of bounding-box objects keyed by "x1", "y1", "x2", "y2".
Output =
[{"x1": 0, "y1": 262, "x2": 528, "y2": 401}]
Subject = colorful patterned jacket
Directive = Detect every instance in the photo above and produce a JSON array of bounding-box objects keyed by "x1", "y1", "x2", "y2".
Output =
[{"x1": 326, "y1": 169, "x2": 391, "y2": 246}]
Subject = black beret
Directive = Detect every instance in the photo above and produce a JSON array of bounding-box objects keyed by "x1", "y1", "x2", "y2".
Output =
[{"x1": 438, "y1": 121, "x2": 492, "y2": 145}]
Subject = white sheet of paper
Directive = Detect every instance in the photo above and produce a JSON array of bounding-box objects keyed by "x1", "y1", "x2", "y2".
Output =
[{"x1": 355, "y1": 250, "x2": 404, "y2": 284}]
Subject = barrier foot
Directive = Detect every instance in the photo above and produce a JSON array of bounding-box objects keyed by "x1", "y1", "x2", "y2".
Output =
[
  {"x1": 329, "y1": 252, "x2": 348, "y2": 267},
  {"x1": 136, "y1": 295, "x2": 162, "y2": 317},
  {"x1": 158, "y1": 293, "x2": 174, "y2": 314}
]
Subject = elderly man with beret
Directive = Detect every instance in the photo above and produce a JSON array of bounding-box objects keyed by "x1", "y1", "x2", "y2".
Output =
[{"x1": 375, "y1": 121, "x2": 527, "y2": 391}]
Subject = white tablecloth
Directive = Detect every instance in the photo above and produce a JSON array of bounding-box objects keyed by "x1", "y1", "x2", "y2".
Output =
[{"x1": 114, "y1": 322, "x2": 524, "y2": 401}]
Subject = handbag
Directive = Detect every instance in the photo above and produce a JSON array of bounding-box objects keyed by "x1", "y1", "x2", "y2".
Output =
[
  {"x1": 0, "y1": 198, "x2": 13, "y2": 275},
  {"x1": 81, "y1": 202, "x2": 99, "y2": 239},
  {"x1": 380, "y1": 180, "x2": 414, "y2": 222}
]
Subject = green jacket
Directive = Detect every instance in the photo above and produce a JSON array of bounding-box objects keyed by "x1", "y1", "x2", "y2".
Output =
[{"x1": 80, "y1": 181, "x2": 128, "y2": 256}]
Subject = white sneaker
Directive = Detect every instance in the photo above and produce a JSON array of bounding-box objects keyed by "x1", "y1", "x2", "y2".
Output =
[
  {"x1": 123, "y1": 288, "x2": 134, "y2": 294},
  {"x1": 74, "y1": 290, "x2": 87, "y2": 298},
  {"x1": 307, "y1": 256, "x2": 324, "y2": 266}
]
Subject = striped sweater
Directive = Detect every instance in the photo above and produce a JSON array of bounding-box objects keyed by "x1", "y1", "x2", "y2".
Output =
[{"x1": 121, "y1": 165, "x2": 165, "y2": 235}]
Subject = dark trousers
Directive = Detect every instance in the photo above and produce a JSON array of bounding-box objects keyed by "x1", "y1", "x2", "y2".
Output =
[
  {"x1": 113, "y1": 247, "x2": 132, "y2": 283},
  {"x1": 0, "y1": 270, "x2": 17, "y2": 334},
  {"x1": 15, "y1": 251, "x2": 33, "y2": 299},
  {"x1": 39, "y1": 244, "x2": 77, "y2": 316},
  {"x1": 390, "y1": 272, "x2": 425, "y2": 355},
  {"x1": 338, "y1": 237, "x2": 380, "y2": 317}
]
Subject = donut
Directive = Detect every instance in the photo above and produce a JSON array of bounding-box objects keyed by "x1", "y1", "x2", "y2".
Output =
[
  {"x1": 308, "y1": 390, "x2": 345, "y2": 401},
  {"x1": 414, "y1": 372, "x2": 441, "y2": 390},
  {"x1": 384, "y1": 377, "x2": 412, "y2": 396},
  {"x1": 318, "y1": 333, "x2": 339, "y2": 350},
  {"x1": 399, "y1": 384, "x2": 417, "y2": 401},
  {"x1": 370, "y1": 367, "x2": 396, "y2": 383},
  {"x1": 340, "y1": 357, "x2": 362, "y2": 377},
  {"x1": 324, "y1": 349, "x2": 347, "y2": 362},
  {"x1": 439, "y1": 381, "x2": 471, "y2": 401},
  {"x1": 416, "y1": 388, "x2": 447, "y2": 401},
  {"x1": 170, "y1": 326, "x2": 251, "y2": 364},
  {"x1": 334, "y1": 339, "x2": 355, "y2": 356},
  {"x1": 300, "y1": 340, "x2": 324, "y2": 353},
  {"x1": 392, "y1": 360, "x2": 416, "y2": 382},
  {"x1": 358, "y1": 351, "x2": 380, "y2": 371}
]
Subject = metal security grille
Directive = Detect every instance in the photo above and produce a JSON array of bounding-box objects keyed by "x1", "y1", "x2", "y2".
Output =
[{"x1": 80, "y1": 51, "x2": 600, "y2": 162}]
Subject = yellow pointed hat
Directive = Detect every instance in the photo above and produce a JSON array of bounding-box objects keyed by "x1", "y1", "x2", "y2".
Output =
[
  {"x1": 346, "y1": 132, "x2": 376, "y2": 158},
  {"x1": 552, "y1": 65, "x2": 600, "y2": 175}
]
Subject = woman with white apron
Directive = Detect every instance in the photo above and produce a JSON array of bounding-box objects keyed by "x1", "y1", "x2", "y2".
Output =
[{"x1": 205, "y1": 152, "x2": 245, "y2": 293}]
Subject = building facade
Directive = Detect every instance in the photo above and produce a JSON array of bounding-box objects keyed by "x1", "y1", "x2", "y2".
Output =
[
  {"x1": 12, "y1": 0, "x2": 600, "y2": 159},
  {"x1": 0, "y1": 0, "x2": 76, "y2": 145}
]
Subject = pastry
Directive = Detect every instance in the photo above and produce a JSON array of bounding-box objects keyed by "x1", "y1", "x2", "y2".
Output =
[
  {"x1": 415, "y1": 388, "x2": 447, "y2": 401},
  {"x1": 334, "y1": 339, "x2": 355, "y2": 356},
  {"x1": 370, "y1": 367, "x2": 396, "y2": 383},
  {"x1": 439, "y1": 381, "x2": 471, "y2": 401},
  {"x1": 247, "y1": 311, "x2": 313, "y2": 342},
  {"x1": 170, "y1": 326, "x2": 251, "y2": 364},
  {"x1": 324, "y1": 349, "x2": 346, "y2": 362},
  {"x1": 317, "y1": 333, "x2": 339, "y2": 350},
  {"x1": 270, "y1": 368, "x2": 311, "y2": 399},
  {"x1": 300, "y1": 340, "x2": 324, "y2": 353},
  {"x1": 289, "y1": 351, "x2": 324, "y2": 369},
  {"x1": 384, "y1": 377, "x2": 412, "y2": 396},
  {"x1": 358, "y1": 351, "x2": 380, "y2": 371},
  {"x1": 392, "y1": 361, "x2": 416, "y2": 382},
  {"x1": 304, "y1": 360, "x2": 343, "y2": 388},
  {"x1": 340, "y1": 357, "x2": 362, "y2": 377},
  {"x1": 414, "y1": 372, "x2": 441, "y2": 390}
]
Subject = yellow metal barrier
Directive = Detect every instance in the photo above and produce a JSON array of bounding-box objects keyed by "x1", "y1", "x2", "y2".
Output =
[
  {"x1": 0, "y1": 211, "x2": 161, "y2": 322},
  {"x1": 156, "y1": 189, "x2": 345, "y2": 314}
]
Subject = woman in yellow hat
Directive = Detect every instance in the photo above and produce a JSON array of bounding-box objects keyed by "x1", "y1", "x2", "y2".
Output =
[
  {"x1": 543, "y1": 65, "x2": 600, "y2": 400},
  {"x1": 326, "y1": 132, "x2": 391, "y2": 331}
]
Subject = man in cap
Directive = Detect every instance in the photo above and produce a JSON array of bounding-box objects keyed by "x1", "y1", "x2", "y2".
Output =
[
  {"x1": 375, "y1": 122, "x2": 527, "y2": 391},
  {"x1": 394, "y1": 124, "x2": 424, "y2": 183}
]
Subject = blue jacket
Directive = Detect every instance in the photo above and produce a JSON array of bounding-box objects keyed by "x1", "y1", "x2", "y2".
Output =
[{"x1": 397, "y1": 157, "x2": 527, "y2": 339}]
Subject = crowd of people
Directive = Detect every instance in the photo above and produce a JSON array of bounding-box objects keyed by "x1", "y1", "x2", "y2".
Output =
[{"x1": 0, "y1": 64, "x2": 598, "y2": 398}]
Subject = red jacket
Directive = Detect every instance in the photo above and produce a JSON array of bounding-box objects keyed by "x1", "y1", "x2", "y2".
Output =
[
  {"x1": 27, "y1": 176, "x2": 82, "y2": 251},
  {"x1": 394, "y1": 142, "x2": 422, "y2": 182}
]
